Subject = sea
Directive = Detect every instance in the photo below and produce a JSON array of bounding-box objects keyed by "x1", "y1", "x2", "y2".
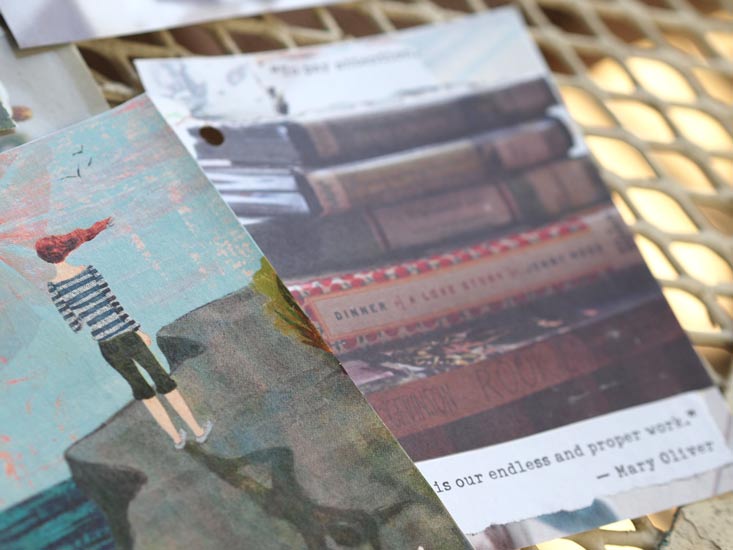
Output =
[{"x1": 0, "y1": 478, "x2": 113, "y2": 549}]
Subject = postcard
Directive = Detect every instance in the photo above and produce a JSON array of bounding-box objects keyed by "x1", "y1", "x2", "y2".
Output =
[
  {"x1": 139, "y1": 8, "x2": 733, "y2": 548},
  {"x1": 0, "y1": 29, "x2": 108, "y2": 151},
  {"x1": 0, "y1": 0, "x2": 342, "y2": 49},
  {"x1": 0, "y1": 95, "x2": 469, "y2": 549}
]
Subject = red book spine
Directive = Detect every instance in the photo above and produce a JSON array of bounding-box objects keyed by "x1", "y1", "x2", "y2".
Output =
[
  {"x1": 365, "y1": 296, "x2": 681, "y2": 439},
  {"x1": 399, "y1": 331, "x2": 707, "y2": 461},
  {"x1": 288, "y1": 207, "x2": 641, "y2": 352}
]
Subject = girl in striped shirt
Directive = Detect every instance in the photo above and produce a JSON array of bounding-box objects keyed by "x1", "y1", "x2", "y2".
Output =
[{"x1": 36, "y1": 217, "x2": 212, "y2": 450}]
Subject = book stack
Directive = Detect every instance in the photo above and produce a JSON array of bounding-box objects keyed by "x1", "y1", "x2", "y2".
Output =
[
  {"x1": 191, "y1": 78, "x2": 571, "y2": 225},
  {"x1": 193, "y1": 77, "x2": 693, "y2": 458}
]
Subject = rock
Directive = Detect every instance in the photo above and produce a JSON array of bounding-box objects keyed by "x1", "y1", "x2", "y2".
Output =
[
  {"x1": 65, "y1": 276, "x2": 468, "y2": 549},
  {"x1": 660, "y1": 493, "x2": 733, "y2": 550}
]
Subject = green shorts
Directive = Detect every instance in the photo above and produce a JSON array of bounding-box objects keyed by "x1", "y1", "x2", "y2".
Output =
[{"x1": 98, "y1": 330, "x2": 177, "y2": 400}]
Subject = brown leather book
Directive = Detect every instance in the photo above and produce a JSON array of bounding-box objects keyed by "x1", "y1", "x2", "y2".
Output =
[
  {"x1": 251, "y1": 157, "x2": 608, "y2": 278},
  {"x1": 302, "y1": 117, "x2": 572, "y2": 215},
  {"x1": 190, "y1": 79, "x2": 556, "y2": 167},
  {"x1": 398, "y1": 330, "x2": 708, "y2": 461},
  {"x1": 364, "y1": 294, "x2": 688, "y2": 441},
  {"x1": 292, "y1": 79, "x2": 556, "y2": 165}
]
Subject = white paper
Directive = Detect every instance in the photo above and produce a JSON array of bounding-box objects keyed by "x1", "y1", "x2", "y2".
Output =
[
  {"x1": 417, "y1": 390, "x2": 732, "y2": 532},
  {"x1": 136, "y1": 40, "x2": 439, "y2": 152},
  {"x1": 0, "y1": 30, "x2": 108, "y2": 151},
  {"x1": 1, "y1": 0, "x2": 343, "y2": 48}
]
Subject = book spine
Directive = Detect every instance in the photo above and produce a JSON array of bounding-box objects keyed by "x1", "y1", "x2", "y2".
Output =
[
  {"x1": 399, "y1": 332, "x2": 706, "y2": 461},
  {"x1": 304, "y1": 117, "x2": 571, "y2": 215},
  {"x1": 464, "y1": 78, "x2": 557, "y2": 125},
  {"x1": 252, "y1": 185, "x2": 516, "y2": 277},
  {"x1": 507, "y1": 155, "x2": 608, "y2": 222},
  {"x1": 287, "y1": 206, "x2": 641, "y2": 352},
  {"x1": 252, "y1": 157, "x2": 607, "y2": 279},
  {"x1": 364, "y1": 296, "x2": 680, "y2": 439},
  {"x1": 247, "y1": 214, "x2": 387, "y2": 278},
  {"x1": 370, "y1": 156, "x2": 606, "y2": 250},
  {"x1": 294, "y1": 103, "x2": 468, "y2": 167},
  {"x1": 366, "y1": 184, "x2": 517, "y2": 250},
  {"x1": 291, "y1": 78, "x2": 556, "y2": 165}
]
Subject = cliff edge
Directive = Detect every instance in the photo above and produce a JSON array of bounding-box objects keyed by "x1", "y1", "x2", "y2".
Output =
[{"x1": 65, "y1": 281, "x2": 466, "y2": 549}]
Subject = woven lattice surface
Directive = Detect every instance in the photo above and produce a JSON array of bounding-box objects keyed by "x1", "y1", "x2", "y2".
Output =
[{"x1": 77, "y1": 1, "x2": 733, "y2": 548}]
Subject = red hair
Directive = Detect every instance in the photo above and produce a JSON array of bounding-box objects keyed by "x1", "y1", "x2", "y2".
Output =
[{"x1": 35, "y1": 218, "x2": 112, "y2": 264}]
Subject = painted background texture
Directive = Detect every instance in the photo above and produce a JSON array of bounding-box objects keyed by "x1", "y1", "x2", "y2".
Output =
[{"x1": 0, "y1": 97, "x2": 261, "y2": 508}]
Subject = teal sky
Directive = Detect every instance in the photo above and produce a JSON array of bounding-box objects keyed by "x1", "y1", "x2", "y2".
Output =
[{"x1": 0, "y1": 96, "x2": 263, "y2": 509}]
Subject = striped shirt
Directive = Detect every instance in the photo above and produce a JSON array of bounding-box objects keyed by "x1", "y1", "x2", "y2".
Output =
[{"x1": 48, "y1": 265, "x2": 140, "y2": 341}]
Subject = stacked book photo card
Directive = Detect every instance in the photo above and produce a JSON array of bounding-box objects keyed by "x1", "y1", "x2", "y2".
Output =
[
  {"x1": 0, "y1": 28, "x2": 108, "y2": 152},
  {"x1": 138, "y1": 8, "x2": 733, "y2": 548},
  {"x1": 0, "y1": 95, "x2": 470, "y2": 549}
]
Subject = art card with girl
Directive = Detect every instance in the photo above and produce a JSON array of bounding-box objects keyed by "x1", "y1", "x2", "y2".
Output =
[{"x1": 0, "y1": 95, "x2": 467, "y2": 550}]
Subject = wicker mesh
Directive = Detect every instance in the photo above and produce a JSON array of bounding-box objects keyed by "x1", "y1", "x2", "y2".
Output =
[{"x1": 76, "y1": 1, "x2": 733, "y2": 547}]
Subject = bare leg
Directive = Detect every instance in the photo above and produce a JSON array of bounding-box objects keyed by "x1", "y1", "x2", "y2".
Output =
[
  {"x1": 164, "y1": 389, "x2": 204, "y2": 437},
  {"x1": 142, "y1": 396, "x2": 182, "y2": 444}
]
